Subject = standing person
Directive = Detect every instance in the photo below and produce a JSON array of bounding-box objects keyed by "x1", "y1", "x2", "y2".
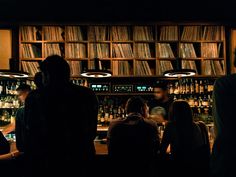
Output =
[
  {"x1": 160, "y1": 100, "x2": 210, "y2": 177},
  {"x1": 107, "y1": 96, "x2": 160, "y2": 177},
  {"x1": 24, "y1": 55, "x2": 98, "y2": 177},
  {"x1": 148, "y1": 82, "x2": 173, "y2": 122},
  {"x1": 14, "y1": 84, "x2": 31, "y2": 152},
  {"x1": 211, "y1": 68, "x2": 236, "y2": 177}
]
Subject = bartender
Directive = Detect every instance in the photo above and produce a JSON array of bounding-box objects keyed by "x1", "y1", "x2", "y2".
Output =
[{"x1": 148, "y1": 82, "x2": 173, "y2": 123}]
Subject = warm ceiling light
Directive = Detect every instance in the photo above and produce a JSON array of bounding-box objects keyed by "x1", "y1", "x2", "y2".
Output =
[
  {"x1": 163, "y1": 58, "x2": 196, "y2": 78},
  {"x1": 81, "y1": 58, "x2": 112, "y2": 78},
  {"x1": 163, "y1": 69, "x2": 196, "y2": 77},
  {"x1": 0, "y1": 70, "x2": 29, "y2": 78}
]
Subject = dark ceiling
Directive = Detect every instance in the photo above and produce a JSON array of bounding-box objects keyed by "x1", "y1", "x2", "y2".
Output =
[{"x1": 0, "y1": 0, "x2": 236, "y2": 24}]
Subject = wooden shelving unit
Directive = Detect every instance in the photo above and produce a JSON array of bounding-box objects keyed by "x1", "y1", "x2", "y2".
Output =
[{"x1": 19, "y1": 23, "x2": 226, "y2": 77}]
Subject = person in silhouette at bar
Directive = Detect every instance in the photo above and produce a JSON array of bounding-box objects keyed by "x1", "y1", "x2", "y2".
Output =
[
  {"x1": 107, "y1": 96, "x2": 160, "y2": 177},
  {"x1": 14, "y1": 84, "x2": 31, "y2": 152},
  {"x1": 160, "y1": 100, "x2": 210, "y2": 177},
  {"x1": 24, "y1": 55, "x2": 98, "y2": 177},
  {"x1": 15, "y1": 73, "x2": 43, "y2": 152},
  {"x1": 210, "y1": 57, "x2": 236, "y2": 177}
]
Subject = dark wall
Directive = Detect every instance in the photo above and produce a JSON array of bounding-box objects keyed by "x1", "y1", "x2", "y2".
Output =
[{"x1": 0, "y1": 0, "x2": 236, "y2": 24}]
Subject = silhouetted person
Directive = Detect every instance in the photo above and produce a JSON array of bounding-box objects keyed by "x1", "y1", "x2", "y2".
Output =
[
  {"x1": 160, "y1": 100, "x2": 210, "y2": 177},
  {"x1": 15, "y1": 84, "x2": 31, "y2": 152},
  {"x1": 24, "y1": 55, "x2": 98, "y2": 177},
  {"x1": 107, "y1": 96, "x2": 159, "y2": 177},
  {"x1": 211, "y1": 60, "x2": 236, "y2": 177}
]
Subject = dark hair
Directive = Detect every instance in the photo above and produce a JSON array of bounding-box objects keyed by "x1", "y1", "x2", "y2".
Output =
[
  {"x1": 40, "y1": 55, "x2": 70, "y2": 82},
  {"x1": 154, "y1": 82, "x2": 168, "y2": 91},
  {"x1": 16, "y1": 84, "x2": 31, "y2": 92},
  {"x1": 126, "y1": 96, "x2": 147, "y2": 115},
  {"x1": 169, "y1": 100, "x2": 194, "y2": 149},
  {"x1": 34, "y1": 72, "x2": 43, "y2": 89}
]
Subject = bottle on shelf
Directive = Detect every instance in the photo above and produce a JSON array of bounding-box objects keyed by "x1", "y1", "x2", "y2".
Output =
[
  {"x1": 199, "y1": 80, "x2": 204, "y2": 94},
  {"x1": 190, "y1": 79, "x2": 194, "y2": 94},
  {"x1": 174, "y1": 81, "x2": 179, "y2": 95},
  {"x1": 100, "y1": 106, "x2": 105, "y2": 125},
  {"x1": 0, "y1": 81, "x2": 4, "y2": 95},
  {"x1": 179, "y1": 80, "x2": 183, "y2": 94},
  {"x1": 169, "y1": 82, "x2": 174, "y2": 95},
  {"x1": 185, "y1": 79, "x2": 189, "y2": 94},
  {"x1": 195, "y1": 80, "x2": 199, "y2": 94},
  {"x1": 182, "y1": 79, "x2": 186, "y2": 94}
]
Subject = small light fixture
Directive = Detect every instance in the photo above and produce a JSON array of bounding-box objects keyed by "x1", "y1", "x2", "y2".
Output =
[
  {"x1": 163, "y1": 58, "x2": 196, "y2": 77},
  {"x1": 0, "y1": 70, "x2": 29, "y2": 78},
  {"x1": 81, "y1": 58, "x2": 112, "y2": 78}
]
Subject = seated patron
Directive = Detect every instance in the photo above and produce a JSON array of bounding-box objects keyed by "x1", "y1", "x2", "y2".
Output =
[
  {"x1": 160, "y1": 100, "x2": 210, "y2": 177},
  {"x1": 107, "y1": 96, "x2": 160, "y2": 177}
]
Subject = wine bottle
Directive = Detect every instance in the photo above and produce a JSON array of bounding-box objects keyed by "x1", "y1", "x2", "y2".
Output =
[
  {"x1": 0, "y1": 81, "x2": 3, "y2": 95},
  {"x1": 195, "y1": 80, "x2": 199, "y2": 94},
  {"x1": 190, "y1": 79, "x2": 194, "y2": 94},
  {"x1": 199, "y1": 80, "x2": 204, "y2": 94},
  {"x1": 169, "y1": 83, "x2": 174, "y2": 95}
]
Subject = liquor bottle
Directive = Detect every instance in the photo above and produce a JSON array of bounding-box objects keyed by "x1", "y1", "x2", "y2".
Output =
[
  {"x1": 202, "y1": 95, "x2": 209, "y2": 107},
  {"x1": 100, "y1": 106, "x2": 105, "y2": 125},
  {"x1": 173, "y1": 95, "x2": 177, "y2": 101},
  {"x1": 121, "y1": 108, "x2": 126, "y2": 119},
  {"x1": 194, "y1": 96, "x2": 199, "y2": 107},
  {"x1": 174, "y1": 81, "x2": 179, "y2": 95},
  {"x1": 113, "y1": 106, "x2": 118, "y2": 119},
  {"x1": 190, "y1": 79, "x2": 194, "y2": 94},
  {"x1": 0, "y1": 81, "x2": 3, "y2": 95},
  {"x1": 208, "y1": 80, "x2": 214, "y2": 93},
  {"x1": 117, "y1": 106, "x2": 121, "y2": 118},
  {"x1": 188, "y1": 95, "x2": 194, "y2": 107},
  {"x1": 179, "y1": 80, "x2": 183, "y2": 94},
  {"x1": 5, "y1": 81, "x2": 10, "y2": 94},
  {"x1": 16, "y1": 81, "x2": 20, "y2": 92},
  {"x1": 185, "y1": 79, "x2": 190, "y2": 94},
  {"x1": 11, "y1": 82, "x2": 16, "y2": 95},
  {"x1": 195, "y1": 80, "x2": 199, "y2": 94},
  {"x1": 97, "y1": 105, "x2": 102, "y2": 125},
  {"x1": 169, "y1": 83, "x2": 174, "y2": 95},
  {"x1": 199, "y1": 80, "x2": 204, "y2": 94},
  {"x1": 182, "y1": 79, "x2": 186, "y2": 94},
  {"x1": 198, "y1": 96, "x2": 203, "y2": 108},
  {"x1": 204, "y1": 80, "x2": 208, "y2": 93},
  {"x1": 109, "y1": 106, "x2": 114, "y2": 122}
]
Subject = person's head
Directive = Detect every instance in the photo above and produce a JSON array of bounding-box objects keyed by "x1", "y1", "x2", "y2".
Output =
[
  {"x1": 16, "y1": 84, "x2": 31, "y2": 103},
  {"x1": 125, "y1": 97, "x2": 149, "y2": 118},
  {"x1": 34, "y1": 72, "x2": 44, "y2": 89},
  {"x1": 150, "y1": 106, "x2": 166, "y2": 123},
  {"x1": 169, "y1": 99, "x2": 193, "y2": 124},
  {"x1": 169, "y1": 100, "x2": 194, "y2": 147},
  {"x1": 154, "y1": 82, "x2": 168, "y2": 101},
  {"x1": 40, "y1": 55, "x2": 70, "y2": 86}
]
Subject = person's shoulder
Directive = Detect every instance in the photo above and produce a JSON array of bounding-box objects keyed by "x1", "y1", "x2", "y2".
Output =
[
  {"x1": 109, "y1": 118, "x2": 125, "y2": 126},
  {"x1": 70, "y1": 84, "x2": 95, "y2": 95},
  {"x1": 194, "y1": 121, "x2": 207, "y2": 130},
  {"x1": 144, "y1": 118, "x2": 157, "y2": 127},
  {"x1": 215, "y1": 74, "x2": 236, "y2": 87},
  {"x1": 26, "y1": 89, "x2": 42, "y2": 102}
]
